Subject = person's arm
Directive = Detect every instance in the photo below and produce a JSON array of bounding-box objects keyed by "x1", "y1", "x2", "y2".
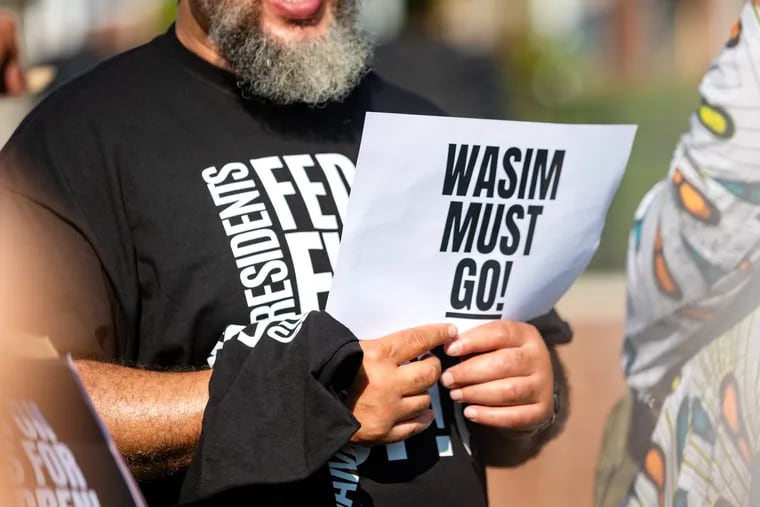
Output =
[
  {"x1": 79, "y1": 321, "x2": 456, "y2": 484},
  {"x1": 1, "y1": 185, "x2": 210, "y2": 480},
  {"x1": 74, "y1": 361, "x2": 211, "y2": 480}
]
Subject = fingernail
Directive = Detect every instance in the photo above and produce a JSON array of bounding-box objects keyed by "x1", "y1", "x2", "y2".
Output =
[
  {"x1": 448, "y1": 325, "x2": 458, "y2": 338},
  {"x1": 464, "y1": 406, "x2": 478, "y2": 420},
  {"x1": 446, "y1": 341, "x2": 462, "y2": 356},
  {"x1": 450, "y1": 389, "x2": 463, "y2": 401},
  {"x1": 441, "y1": 371, "x2": 454, "y2": 387}
]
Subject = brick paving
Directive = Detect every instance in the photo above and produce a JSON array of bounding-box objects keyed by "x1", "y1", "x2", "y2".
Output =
[{"x1": 487, "y1": 275, "x2": 627, "y2": 507}]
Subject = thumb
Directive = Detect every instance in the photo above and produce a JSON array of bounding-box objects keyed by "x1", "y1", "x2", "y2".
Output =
[{"x1": 385, "y1": 323, "x2": 458, "y2": 364}]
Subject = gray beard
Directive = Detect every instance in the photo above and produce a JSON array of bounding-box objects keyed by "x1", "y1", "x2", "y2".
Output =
[{"x1": 194, "y1": 0, "x2": 372, "y2": 105}]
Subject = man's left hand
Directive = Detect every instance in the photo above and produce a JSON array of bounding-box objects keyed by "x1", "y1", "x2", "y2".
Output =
[{"x1": 440, "y1": 320, "x2": 554, "y2": 433}]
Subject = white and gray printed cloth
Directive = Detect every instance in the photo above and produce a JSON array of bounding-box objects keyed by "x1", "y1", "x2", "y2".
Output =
[{"x1": 622, "y1": 3, "x2": 760, "y2": 506}]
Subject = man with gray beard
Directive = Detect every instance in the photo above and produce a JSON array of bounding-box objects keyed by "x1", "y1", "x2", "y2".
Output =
[
  {"x1": 0, "y1": 1, "x2": 571, "y2": 505},
  {"x1": 194, "y1": 0, "x2": 370, "y2": 104}
]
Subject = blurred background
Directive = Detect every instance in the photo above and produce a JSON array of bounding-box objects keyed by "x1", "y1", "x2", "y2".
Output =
[{"x1": 0, "y1": 0, "x2": 748, "y2": 505}]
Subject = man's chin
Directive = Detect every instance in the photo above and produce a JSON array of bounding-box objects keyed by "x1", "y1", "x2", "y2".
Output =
[
  {"x1": 205, "y1": 0, "x2": 370, "y2": 105},
  {"x1": 261, "y1": 0, "x2": 335, "y2": 43}
]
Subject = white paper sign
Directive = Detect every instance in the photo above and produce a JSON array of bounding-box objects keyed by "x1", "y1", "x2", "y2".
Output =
[{"x1": 326, "y1": 112, "x2": 636, "y2": 339}]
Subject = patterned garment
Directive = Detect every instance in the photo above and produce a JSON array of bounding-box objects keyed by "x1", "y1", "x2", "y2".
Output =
[
  {"x1": 624, "y1": 310, "x2": 760, "y2": 507},
  {"x1": 621, "y1": 3, "x2": 760, "y2": 506},
  {"x1": 625, "y1": 1, "x2": 760, "y2": 398}
]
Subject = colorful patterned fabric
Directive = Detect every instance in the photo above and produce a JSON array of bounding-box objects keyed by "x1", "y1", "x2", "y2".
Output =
[
  {"x1": 624, "y1": 310, "x2": 760, "y2": 507},
  {"x1": 620, "y1": 3, "x2": 760, "y2": 505},
  {"x1": 625, "y1": 1, "x2": 760, "y2": 397}
]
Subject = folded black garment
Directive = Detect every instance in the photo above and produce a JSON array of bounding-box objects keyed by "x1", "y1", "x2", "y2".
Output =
[
  {"x1": 179, "y1": 311, "x2": 362, "y2": 506},
  {"x1": 529, "y1": 308, "x2": 573, "y2": 346}
]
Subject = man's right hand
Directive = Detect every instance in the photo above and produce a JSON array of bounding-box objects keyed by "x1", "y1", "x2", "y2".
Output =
[
  {"x1": 347, "y1": 323, "x2": 457, "y2": 446},
  {"x1": 0, "y1": 13, "x2": 26, "y2": 96}
]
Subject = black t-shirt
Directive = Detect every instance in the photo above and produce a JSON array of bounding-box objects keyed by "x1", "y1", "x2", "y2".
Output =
[
  {"x1": 1, "y1": 27, "x2": 448, "y2": 368},
  {"x1": 0, "y1": 28, "x2": 571, "y2": 507}
]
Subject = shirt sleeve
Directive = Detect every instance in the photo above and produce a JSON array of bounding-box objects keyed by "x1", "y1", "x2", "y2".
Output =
[
  {"x1": 0, "y1": 186, "x2": 119, "y2": 359},
  {"x1": 179, "y1": 311, "x2": 362, "y2": 505},
  {"x1": 624, "y1": 1, "x2": 760, "y2": 395},
  {"x1": 0, "y1": 96, "x2": 128, "y2": 361},
  {"x1": 529, "y1": 308, "x2": 573, "y2": 346}
]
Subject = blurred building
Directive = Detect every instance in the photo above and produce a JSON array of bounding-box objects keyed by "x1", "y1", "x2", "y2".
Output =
[
  {"x1": 362, "y1": 0, "x2": 508, "y2": 118},
  {"x1": 0, "y1": 0, "x2": 167, "y2": 145},
  {"x1": 433, "y1": 0, "x2": 745, "y2": 83},
  {"x1": 2, "y1": 0, "x2": 749, "y2": 131},
  {"x1": 0, "y1": 0, "x2": 164, "y2": 94}
]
